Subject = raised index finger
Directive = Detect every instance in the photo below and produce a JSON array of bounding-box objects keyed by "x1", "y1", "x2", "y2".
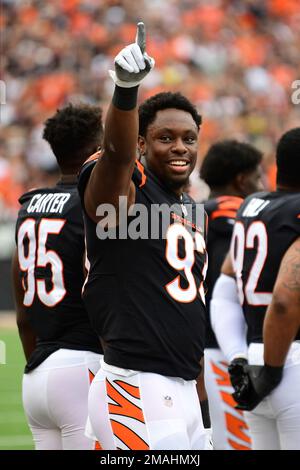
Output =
[{"x1": 135, "y1": 22, "x2": 146, "y2": 54}]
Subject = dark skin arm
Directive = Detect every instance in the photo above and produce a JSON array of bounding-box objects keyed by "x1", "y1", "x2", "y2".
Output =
[
  {"x1": 229, "y1": 240, "x2": 300, "y2": 411},
  {"x1": 83, "y1": 25, "x2": 152, "y2": 222},
  {"x1": 196, "y1": 356, "x2": 211, "y2": 428},
  {"x1": 263, "y1": 237, "x2": 300, "y2": 366},
  {"x1": 12, "y1": 249, "x2": 36, "y2": 361},
  {"x1": 84, "y1": 102, "x2": 137, "y2": 222},
  {"x1": 84, "y1": 24, "x2": 152, "y2": 223},
  {"x1": 196, "y1": 356, "x2": 208, "y2": 401}
]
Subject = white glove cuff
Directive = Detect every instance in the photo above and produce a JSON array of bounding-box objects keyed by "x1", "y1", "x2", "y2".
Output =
[{"x1": 109, "y1": 70, "x2": 142, "y2": 88}]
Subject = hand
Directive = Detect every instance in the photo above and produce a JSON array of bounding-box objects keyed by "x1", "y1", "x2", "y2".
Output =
[
  {"x1": 234, "y1": 364, "x2": 283, "y2": 411},
  {"x1": 109, "y1": 22, "x2": 155, "y2": 88},
  {"x1": 203, "y1": 427, "x2": 213, "y2": 450},
  {"x1": 228, "y1": 357, "x2": 253, "y2": 409},
  {"x1": 228, "y1": 357, "x2": 249, "y2": 394}
]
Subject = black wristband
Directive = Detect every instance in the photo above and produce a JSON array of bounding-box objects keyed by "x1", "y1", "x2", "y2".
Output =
[
  {"x1": 263, "y1": 364, "x2": 283, "y2": 385},
  {"x1": 200, "y1": 399, "x2": 211, "y2": 429},
  {"x1": 112, "y1": 85, "x2": 139, "y2": 111}
]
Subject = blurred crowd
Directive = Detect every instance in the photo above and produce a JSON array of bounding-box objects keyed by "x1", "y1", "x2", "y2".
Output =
[{"x1": 2, "y1": 0, "x2": 300, "y2": 220}]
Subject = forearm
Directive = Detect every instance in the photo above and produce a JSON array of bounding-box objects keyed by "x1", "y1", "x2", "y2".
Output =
[
  {"x1": 264, "y1": 298, "x2": 300, "y2": 366},
  {"x1": 196, "y1": 357, "x2": 211, "y2": 428},
  {"x1": 84, "y1": 87, "x2": 138, "y2": 217},
  {"x1": 104, "y1": 86, "x2": 139, "y2": 164},
  {"x1": 196, "y1": 373, "x2": 208, "y2": 402},
  {"x1": 263, "y1": 237, "x2": 300, "y2": 367},
  {"x1": 196, "y1": 357, "x2": 208, "y2": 401}
]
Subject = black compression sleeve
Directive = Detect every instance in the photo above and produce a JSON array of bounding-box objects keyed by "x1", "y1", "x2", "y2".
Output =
[{"x1": 112, "y1": 85, "x2": 139, "y2": 111}]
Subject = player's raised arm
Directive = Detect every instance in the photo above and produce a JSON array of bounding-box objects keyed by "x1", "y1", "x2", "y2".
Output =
[{"x1": 84, "y1": 23, "x2": 154, "y2": 221}]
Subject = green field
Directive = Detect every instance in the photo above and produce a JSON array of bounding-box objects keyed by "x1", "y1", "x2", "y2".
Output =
[{"x1": 0, "y1": 328, "x2": 34, "y2": 450}]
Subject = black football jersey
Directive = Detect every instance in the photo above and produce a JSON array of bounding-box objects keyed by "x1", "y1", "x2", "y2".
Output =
[
  {"x1": 78, "y1": 159, "x2": 208, "y2": 380},
  {"x1": 204, "y1": 196, "x2": 243, "y2": 348},
  {"x1": 15, "y1": 181, "x2": 102, "y2": 372},
  {"x1": 232, "y1": 191, "x2": 300, "y2": 344}
]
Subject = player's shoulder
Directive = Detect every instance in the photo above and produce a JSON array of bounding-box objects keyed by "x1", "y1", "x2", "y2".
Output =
[
  {"x1": 204, "y1": 196, "x2": 243, "y2": 236},
  {"x1": 237, "y1": 191, "x2": 269, "y2": 216},
  {"x1": 204, "y1": 198, "x2": 217, "y2": 215},
  {"x1": 277, "y1": 191, "x2": 300, "y2": 221},
  {"x1": 77, "y1": 150, "x2": 102, "y2": 199},
  {"x1": 19, "y1": 184, "x2": 79, "y2": 205},
  {"x1": 17, "y1": 184, "x2": 81, "y2": 223},
  {"x1": 78, "y1": 151, "x2": 102, "y2": 179},
  {"x1": 81, "y1": 151, "x2": 101, "y2": 171},
  {"x1": 18, "y1": 187, "x2": 44, "y2": 206},
  {"x1": 239, "y1": 190, "x2": 300, "y2": 219},
  {"x1": 204, "y1": 196, "x2": 242, "y2": 217},
  {"x1": 278, "y1": 190, "x2": 300, "y2": 206}
]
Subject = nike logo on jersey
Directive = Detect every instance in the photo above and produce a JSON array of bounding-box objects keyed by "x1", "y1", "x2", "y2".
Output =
[
  {"x1": 242, "y1": 198, "x2": 270, "y2": 217},
  {"x1": 27, "y1": 193, "x2": 71, "y2": 214}
]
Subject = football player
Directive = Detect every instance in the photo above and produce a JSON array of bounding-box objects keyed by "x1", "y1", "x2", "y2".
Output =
[
  {"x1": 78, "y1": 23, "x2": 208, "y2": 450},
  {"x1": 13, "y1": 104, "x2": 104, "y2": 450},
  {"x1": 211, "y1": 128, "x2": 300, "y2": 449},
  {"x1": 200, "y1": 140, "x2": 263, "y2": 450}
]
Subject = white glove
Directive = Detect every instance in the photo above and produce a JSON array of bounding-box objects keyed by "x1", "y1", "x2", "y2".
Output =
[
  {"x1": 109, "y1": 22, "x2": 155, "y2": 88},
  {"x1": 204, "y1": 428, "x2": 213, "y2": 450}
]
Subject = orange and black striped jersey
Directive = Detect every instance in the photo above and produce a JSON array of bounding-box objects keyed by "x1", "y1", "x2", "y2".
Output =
[
  {"x1": 15, "y1": 181, "x2": 103, "y2": 372},
  {"x1": 78, "y1": 159, "x2": 208, "y2": 381},
  {"x1": 234, "y1": 190, "x2": 300, "y2": 344},
  {"x1": 204, "y1": 196, "x2": 243, "y2": 348}
]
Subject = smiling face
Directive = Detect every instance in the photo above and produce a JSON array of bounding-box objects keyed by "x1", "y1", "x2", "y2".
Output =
[{"x1": 138, "y1": 108, "x2": 199, "y2": 195}]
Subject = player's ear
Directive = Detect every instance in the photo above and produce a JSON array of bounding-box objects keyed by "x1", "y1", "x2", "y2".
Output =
[
  {"x1": 138, "y1": 135, "x2": 147, "y2": 161},
  {"x1": 234, "y1": 172, "x2": 247, "y2": 196}
]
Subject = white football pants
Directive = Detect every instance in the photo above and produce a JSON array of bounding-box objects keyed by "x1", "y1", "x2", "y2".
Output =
[
  {"x1": 87, "y1": 359, "x2": 206, "y2": 450},
  {"x1": 22, "y1": 349, "x2": 102, "y2": 450},
  {"x1": 245, "y1": 342, "x2": 300, "y2": 450},
  {"x1": 204, "y1": 348, "x2": 252, "y2": 450}
]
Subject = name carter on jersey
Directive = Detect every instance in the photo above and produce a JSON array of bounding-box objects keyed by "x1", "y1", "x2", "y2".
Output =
[{"x1": 27, "y1": 193, "x2": 70, "y2": 214}]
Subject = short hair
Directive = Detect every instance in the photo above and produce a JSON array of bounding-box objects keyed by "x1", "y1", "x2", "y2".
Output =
[
  {"x1": 276, "y1": 128, "x2": 300, "y2": 187},
  {"x1": 200, "y1": 140, "x2": 263, "y2": 188},
  {"x1": 138, "y1": 92, "x2": 202, "y2": 137},
  {"x1": 43, "y1": 103, "x2": 103, "y2": 172}
]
